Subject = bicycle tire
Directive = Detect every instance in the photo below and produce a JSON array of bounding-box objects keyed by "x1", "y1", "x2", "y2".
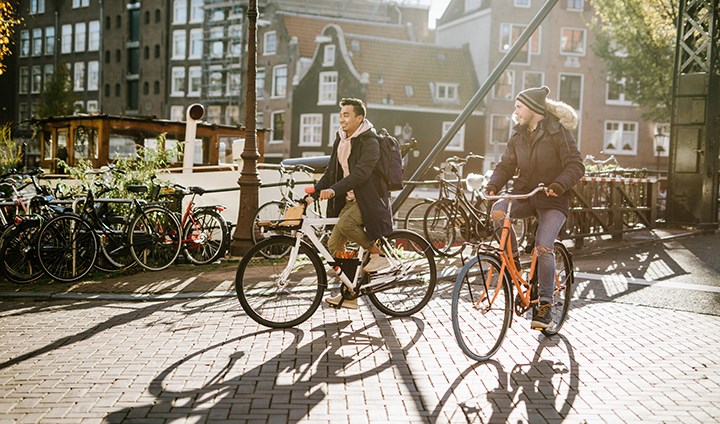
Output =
[
  {"x1": 541, "y1": 241, "x2": 574, "y2": 336},
  {"x1": 451, "y1": 253, "x2": 512, "y2": 362},
  {"x1": 402, "y1": 199, "x2": 432, "y2": 233},
  {"x1": 182, "y1": 209, "x2": 228, "y2": 265},
  {"x1": 235, "y1": 236, "x2": 326, "y2": 328},
  {"x1": 423, "y1": 199, "x2": 466, "y2": 257},
  {"x1": 0, "y1": 218, "x2": 45, "y2": 284},
  {"x1": 95, "y1": 214, "x2": 134, "y2": 272},
  {"x1": 366, "y1": 230, "x2": 437, "y2": 317},
  {"x1": 128, "y1": 205, "x2": 182, "y2": 271},
  {"x1": 251, "y1": 201, "x2": 289, "y2": 245},
  {"x1": 37, "y1": 214, "x2": 98, "y2": 283}
]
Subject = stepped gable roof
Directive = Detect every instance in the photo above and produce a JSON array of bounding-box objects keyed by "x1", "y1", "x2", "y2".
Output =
[
  {"x1": 279, "y1": 12, "x2": 411, "y2": 57},
  {"x1": 343, "y1": 33, "x2": 478, "y2": 109}
]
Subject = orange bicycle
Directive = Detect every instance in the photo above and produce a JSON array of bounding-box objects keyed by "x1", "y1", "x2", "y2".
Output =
[{"x1": 451, "y1": 185, "x2": 574, "y2": 361}]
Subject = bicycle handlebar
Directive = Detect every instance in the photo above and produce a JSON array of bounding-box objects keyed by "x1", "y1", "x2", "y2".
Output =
[{"x1": 481, "y1": 184, "x2": 547, "y2": 201}]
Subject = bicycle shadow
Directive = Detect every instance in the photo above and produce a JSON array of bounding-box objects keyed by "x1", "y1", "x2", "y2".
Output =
[
  {"x1": 429, "y1": 334, "x2": 578, "y2": 423},
  {"x1": 105, "y1": 316, "x2": 426, "y2": 423}
]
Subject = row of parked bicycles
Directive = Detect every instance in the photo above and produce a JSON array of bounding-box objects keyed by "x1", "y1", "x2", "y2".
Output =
[{"x1": 0, "y1": 166, "x2": 231, "y2": 284}]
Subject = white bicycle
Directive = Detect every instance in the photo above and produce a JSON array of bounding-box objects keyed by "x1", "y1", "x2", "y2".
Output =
[{"x1": 235, "y1": 203, "x2": 437, "y2": 328}]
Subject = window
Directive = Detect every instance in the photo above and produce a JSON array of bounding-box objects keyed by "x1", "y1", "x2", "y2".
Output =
[
  {"x1": 173, "y1": 0, "x2": 187, "y2": 24},
  {"x1": 43, "y1": 64, "x2": 54, "y2": 90},
  {"x1": 86, "y1": 100, "x2": 98, "y2": 113},
  {"x1": 20, "y1": 30, "x2": 29, "y2": 57},
  {"x1": 170, "y1": 105, "x2": 185, "y2": 121},
  {"x1": 435, "y1": 82, "x2": 458, "y2": 102},
  {"x1": 207, "y1": 106, "x2": 221, "y2": 124},
  {"x1": 61, "y1": 25, "x2": 72, "y2": 53},
  {"x1": 171, "y1": 67, "x2": 186, "y2": 96},
  {"x1": 603, "y1": 121, "x2": 638, "y2": 155},
  {"x1": 514, "y1": 0, "x2": 530, "y2": 7},
  {"x1": 405, "y1": 85, "x2": 414, "y2": 97},
  {"x1": 172, "y1": 30, "x2": 186, "y2": 59},
  {"x1": 329, "y1": 114, "x2": 340, "y2": 145},
  {"x1": 566, "y1": 0, "x2": 584, "y2": 11},
  {"x1": 73, "y1": 62, "x2": 85, "y2": 91},
  {"x1": 490, "y1": 114, "x2": 511, "y2": 144},
  {"x1": 493, "y1": 70, "x2": 514, "y2": 100},
  {"x1": 88, "y1": 21, "x2": 100, "y2": 51},
  {"x1": 87, "y1": 61, "x2": 99, "y2": 91},
  {"x1": 208, "y1": 66, "x2": 223, "y2": 97},
  {"x1": 209, "y1": 27, "x2": 224, "y2": 58},
  {"x1": 606, "y1": 77, "x2": 634, "y2": 105},
  {"x1": 442, "y1": 122, "x2": 466, "y2": 152},
  {"x1": 323, "y1": 45, "x2": 335, "y2": 66},
  {"x1": 189, "y1": 28, "x2": 203, "y2": 59},
  {"x1": 256, "y1": 68, "x2": 265, "y2": 99},
  {"x1": 522, "y1": 71, "x2": 544, "y2": 90},
  {"x1": 30, "y1": 0, "x2": 46, "y2": 14},
  {"x1": 499, "y1": 23, "x2": 541, "y2": 64},
  {"x1": 190, "y1": 0, "x2": 204, "y2": 22},
  {"x1": 188, "y1": 66, "x2": 201, "y2": 96},
  {"x1": 272, "y1": 65, "x2": 287, "y2": 98},
  {"x1": 72, "y1": 0, "x2": 90, "y2": 7},
  {"x1": 264, "y1": 31, "x2": 277, "y2": 55},
  {"x1": 299, "y1": 114, "x2": 323, "y2": 146},
  {"x1": 558, "y1": 73, "x2": 582, "y2": 110},
  {"x1": 225, "y1": 106, "x2": 239, "y2": 126},
  {"x1": 227, "y1": 68, "x2": 241, "y2": 95},
  {"x1": 44, "y1": 26, "x2": 55, "y2": 55},
  {"x1": 74, "y1": 22, "x2": 86, "y2": 52},
  {"x1": 560, "y1": 28, "x2": 586, "y2": 56},
  {"x1": 32, "y1": 29, "x2": 42, "y2": 56},
  {"x1": 270, "y1": 111, "x2": 284, "y2": 143},
  {"x1": 318, "y1": 71, "x2": 337, "y2": 105},
  {"x1": 31, "y1": 66, "x2": 42, "y2": 94},
  {"x1": 228, "y1": 25, "x2": 242, "y2": 57}
]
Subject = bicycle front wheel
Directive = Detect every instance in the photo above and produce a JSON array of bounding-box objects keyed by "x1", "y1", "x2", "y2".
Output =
[
  {"x1": 451, "y1": 254, "x2": 512, "y2": 362},
  {"x1": 542, "y1": 241, "x2": 574, "y2": 336},
  {"x1": 128, "y1": 206, "x2": 182, "y2": 271},
  {"x1": 37, "y1": 214, "x2": 98, "y2": 283},
  {"x1": 366, "y1": 230, "x2": 436, "y2": 317},
  {"x1": 182, "y1": 209, "x2": 228, "y2": 265},
  {"x1": 235, "y1": 236, "x2": 326, "y2": 328},
  {"x1": 423, "y1": 199, "x2": 466, "y2": 257}
]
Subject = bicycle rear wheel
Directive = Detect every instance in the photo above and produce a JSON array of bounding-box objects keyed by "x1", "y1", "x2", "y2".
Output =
[
  {"x1": 402, "y1": 199, "x2": 432, "y2": 233},
  {"x1": 182, "y1": 209, "x2": 228, "y2": 265},
  {"x1": 37, "y1": 214, "x2": 98, "y2": 283},
  {"x1": 235, "y1": 236, "x2": 326, "y2": 328},
  {"x1": 451, "y1": 254, "x2": 512, "y2": 362},
  {"x1": 541, "y1": 242, "x2": 574, "y2": 336},
  {"x1": 128, "y1": 206, "x2": 182, "y2": 271},
  {"x1": 0, "y1": 218, "x2": 45, "y2": 284},
  {"x1": 423, "y1": 199, "x2": 466, "y2": 257},
  {"x1": 366, "y1": 230, "x2": 436, "y2": 317}
]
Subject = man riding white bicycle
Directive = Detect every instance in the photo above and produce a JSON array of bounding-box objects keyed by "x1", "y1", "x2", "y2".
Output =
[
  {"x1": 306, "y1": 97, "x2": 394, "y2": 310},
  {"x1": 485, "y1": 86, "x2": 584, "y2": 329}
]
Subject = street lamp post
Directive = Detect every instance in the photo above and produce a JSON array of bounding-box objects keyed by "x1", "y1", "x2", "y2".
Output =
[
  {"x1": 654, "y1": 130, "x2": 666, "y2": 174},
  {"x1": 230, "y1": 0, "x2": 260, "y2": 256}
]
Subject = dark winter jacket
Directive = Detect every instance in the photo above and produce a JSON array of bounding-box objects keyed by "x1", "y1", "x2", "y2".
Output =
[
  {"x1": 486, "y1": 100, "x2": 585, "y2": 215},
  {"x1": 314, "y1": 128, "x2": 393, "y2": 241}
]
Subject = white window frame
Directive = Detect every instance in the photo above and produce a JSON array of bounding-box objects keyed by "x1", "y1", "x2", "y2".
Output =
[
  {"x1": 88, "y1": 21, "x2": 100, "y2": 51},
  {"x1": 492, "y1": 70, "x2": 515, "y2": 100},
  {"x1": 270, "y1": 110, "x2": 284, "y2": 144},
  {"x1": 43, "y1": 64, "x2": 54, "y2": 90},
  {"x1": 87, "y1": 60, "x2": 99, "y2": 91},
  {"x1": 73, "y1": 62, "x2": 85, "y2": 91},
  {"x1": 442, "y1": 122, "x2": 466, "y2": 152},
  {"x1": 61, "y1": 24, "x2": 72, "y2": 54},
  {"x1": 499, "y1": 23, "x2": 541, "y2": 64},
  {"x1": 32, "y1": 28, "x2": 42, "y2": 57},
  {"x1": 263, "y1": 31, "x2": 277, "y2": 55},
  {"x1": 190, "y1": 0, "x2": 204, "y2": 23},
  {"x1": 226, "y1": 68, "x2": 241, "y2": 95},
  {"x1": 435, "y1": 82, "x2": 459, "y2": 102},
  {"x1": 272, "y1": 65, "x2": 287, "y2": 98},
  {"x1": 228, "y1": 24, "x2": 242, "y2": 57},
  {"x1": 209, "y1": 27, "x2": 224, "y2": 58},
  {"x1": 522, "y1": 71, "x2": 544, "y2": 91},
  {"x1": 299, "y1": 114, "x2": 323, "y2": 147},
  {"x1": 560, "y1": 27, "x2": 586, "y2": 56},
  {"x1": 173, "y1": 0, "x2": 187, "y2": 24},
  {"x1": 31, "y1": 66, "x2": 42, "y2": 94},
  {"x1": 188, "y1": 66, "x2": 202, "y2": 96},
  {"x1": 189, "y1": 28, "x2": 203, "y2": 59},
  {"x1": 318, "y1": 71, "x2": 338, "y2": 105},
  {"x1": 86, "y1": 100, "x2": 99, "y2": 113},
  {"x1": 256, "y1": 67, "x2": 266, "y2": 99},
  {"x1": 603, "y1": 120, "x2": 638, "y2": 155},
  {"x1": 323, "y1": 45, "x2": 335, "y2": 66},
  {"x1": 170, "y1": 105, "x2": 185, "y2": 121},
  {"x1": 74, "y1": 22, "x2": 86, "y2": 52},
  {"x1": 208, "y1": 65, "x2": 223, "y2": 97},
  {"x1": 329, "y1": 113, "x2": 340, "y2": 146},
  {"x1": 566, "y1": 0, "x2": 584, "y2": 11},
  {"x1": 172, "y1": 30, "x2": 186, "y2": 59},
  {"x1": 558, "y1": 72, "x2": 584, "y2": 111},
  {"x1": 44, "y1": 26, "x2": 55, "y2": 55},
  {"x1": 30, "y1": 0, "x2": 46, "y2": 15},
  {"x1": 20, "y1": 30, "x2": 29, "y2": 57},
  {"x1": 606, "y1": 77, "x2": 635, "y2": 106},
  {"x1": 514, "y1": 0, "x2": 530, "y2": 7},
  {"x1": 171, "y1": 66, "x2": 186, "y2": 96}
]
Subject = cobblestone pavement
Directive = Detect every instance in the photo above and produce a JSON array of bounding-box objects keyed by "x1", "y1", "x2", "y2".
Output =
[{"x1": 1, "y1": 290, "x2": 719, "y2": 423}]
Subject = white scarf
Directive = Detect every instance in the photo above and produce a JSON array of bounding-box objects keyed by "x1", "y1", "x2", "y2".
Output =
[{"x1": 337, "y1": 119, "x2": 373, "y2": 200}]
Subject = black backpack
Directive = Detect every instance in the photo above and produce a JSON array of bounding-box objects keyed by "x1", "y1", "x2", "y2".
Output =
[{"x1": 375, "y1": 128, "x2": 404, "y2": 191}]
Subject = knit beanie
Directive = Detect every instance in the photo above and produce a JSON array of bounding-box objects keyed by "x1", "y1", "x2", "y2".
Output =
[{"x1": 516, "y1": 85, "x2": 550, "y2": 115}]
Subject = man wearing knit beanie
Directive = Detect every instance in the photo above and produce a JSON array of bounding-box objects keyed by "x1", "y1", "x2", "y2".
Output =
[{"x1": 484, "y1": 85, "x2": 585, "y2": 331}]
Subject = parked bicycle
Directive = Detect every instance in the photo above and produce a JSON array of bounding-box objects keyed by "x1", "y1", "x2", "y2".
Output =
[
  {"x1": 235, "y1": 201, "x2": 437, "y2": 328},
  {"x1": 451, "y1": 185, "x2": 574, "y2": 362}
]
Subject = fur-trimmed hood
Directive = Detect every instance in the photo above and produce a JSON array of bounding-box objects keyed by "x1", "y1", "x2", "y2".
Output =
[{"x1": 545, "y1": 99, "x2": 578, "y2": 130}]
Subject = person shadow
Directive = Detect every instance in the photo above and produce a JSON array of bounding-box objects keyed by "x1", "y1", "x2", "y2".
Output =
[{"x1": 105, "y1": 317, "x2": 425, "y2": 423}]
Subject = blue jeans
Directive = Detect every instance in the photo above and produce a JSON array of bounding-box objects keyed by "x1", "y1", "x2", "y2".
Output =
[{"x1": 491, "y1": 199, "x2": 566, "y2": 304}]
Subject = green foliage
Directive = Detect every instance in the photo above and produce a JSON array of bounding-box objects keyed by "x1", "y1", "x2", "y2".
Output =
[
  {"x1": 590, "y1": 0, "x2": 677, "y2": 122},
  {"x1": 36, "y1": 63, "x2": 76, "y2": 118},
  {"x1": 0, "y1": 123, "x2": 22, "y2": 174}
]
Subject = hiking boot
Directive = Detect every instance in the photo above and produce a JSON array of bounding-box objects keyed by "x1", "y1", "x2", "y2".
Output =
[
  {"x1": 324, "y1": 293, "x2": 358, "y2": 310},
  {"x1": 363, "y1": 254, "x2": 391, "y2": 273},
  {"x1": 531, "y1": 301, "x2": 553, "y2": 329}
]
